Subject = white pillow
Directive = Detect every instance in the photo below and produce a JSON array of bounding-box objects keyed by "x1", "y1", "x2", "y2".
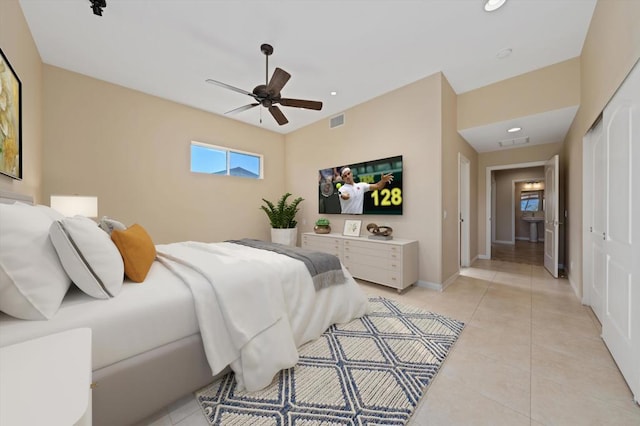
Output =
[
  {"x1": 50, "y1": 216, "x2": 124, "y2": 299},
  {"x1": 35, "y1": 204, "x2": 67, "y2": 221},
  {"x1": 0, "y1": 203, "x2": 71, "y2": 320},
  {"x1": 98, "y1": 216, "x2": 126, "y2": 235}
]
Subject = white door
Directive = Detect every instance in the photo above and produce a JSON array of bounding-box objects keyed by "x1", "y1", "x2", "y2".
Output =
[
  {"x1": 458, "y1": 154, "x2": 470, "y2": 267},
  {"x1": 586, "y1": 119, "x2": 607, "y2": 323},
  {"x1": 543, "y1": 155, "x2": 559, "y2": 277},
  {"x1": 600, "y1": 61, "x2": 639, "y2": 403}
]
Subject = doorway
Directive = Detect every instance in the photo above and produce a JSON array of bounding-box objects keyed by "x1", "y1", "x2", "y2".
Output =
[{"x1": 485, "y1": 161, "x2": 548, "y2": 262}]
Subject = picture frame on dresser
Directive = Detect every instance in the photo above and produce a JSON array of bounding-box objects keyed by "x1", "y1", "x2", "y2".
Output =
[
  {"x1": 0, "y1": 48, "x2": 22, "y2": 180},
  {"x1": 343, "y1": 220, "x2": 362, "y2": 237}
]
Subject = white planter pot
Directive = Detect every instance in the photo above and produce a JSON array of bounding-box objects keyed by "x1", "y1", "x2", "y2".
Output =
[{"x1": 271, "y1": 228, "x2": 297, "y2": 246}]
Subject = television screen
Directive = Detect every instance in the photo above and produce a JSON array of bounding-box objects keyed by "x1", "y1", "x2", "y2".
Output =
[{"x1": 318, "y1": 155, "x2": 403, "y2": 215}]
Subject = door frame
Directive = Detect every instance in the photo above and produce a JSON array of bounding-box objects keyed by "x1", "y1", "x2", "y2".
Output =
[
  {"x1": 543, "y1": 154, "x2": 560, "y2": 278},
  {"x1": 484, "y1": 161, "x2": 547, "y2": 259}
]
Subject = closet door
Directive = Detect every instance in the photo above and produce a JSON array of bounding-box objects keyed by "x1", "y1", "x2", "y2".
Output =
[
  {"x1": 587, "y1": 119, "x2": 606, "y2": 323},
  {"x1": 600, "y1": 61, "x2": 639, "y2": 403}
]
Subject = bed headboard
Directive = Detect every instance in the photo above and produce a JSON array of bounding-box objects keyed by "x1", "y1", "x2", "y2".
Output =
[{"x1": 0, "y1": 189, "x2": 34, "y2": 205}]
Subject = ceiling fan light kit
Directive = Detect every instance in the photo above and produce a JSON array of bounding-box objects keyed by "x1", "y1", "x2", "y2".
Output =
[
  {"x1": 206, "y1": 43, "x2": 323, "y2": 126},
  {"x1": 484, "y1": 0, "x2": 507, "y2": 12}
]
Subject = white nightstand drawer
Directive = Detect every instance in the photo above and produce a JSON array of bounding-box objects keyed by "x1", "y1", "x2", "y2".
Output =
[{"x1": 0, "y1": 328, "x2": 93, "y2": 426}]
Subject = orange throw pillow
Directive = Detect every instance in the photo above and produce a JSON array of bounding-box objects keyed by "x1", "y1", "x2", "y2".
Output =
[{"x1": 111, "y1": 224, "x2": 156, "y2": 283}]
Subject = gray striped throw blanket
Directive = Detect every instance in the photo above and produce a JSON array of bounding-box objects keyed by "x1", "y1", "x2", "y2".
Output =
[{"x1": 226, "y1": 239, "x2": 345, "y2": 290}]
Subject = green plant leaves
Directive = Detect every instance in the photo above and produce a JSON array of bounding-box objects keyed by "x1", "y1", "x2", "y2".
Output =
[{"x1": 260, "y1": 193, "x2": 304, "y2": 228}]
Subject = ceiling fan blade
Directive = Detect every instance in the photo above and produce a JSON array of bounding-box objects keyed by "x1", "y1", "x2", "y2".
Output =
[
  {"x1": 206, "y1": 78, "x2": 254, "y2": 97},
  {"x1": 225, "y1": 103, "x2": 259, "y2": 114},
  {"x1": 268, "y1": 105, "x2": 289, "y2": 125},
  {"x1": 280, "y1": 98, "x2": 323, "y2": 111},
  {"x1": 266, "y1": 67, "x2": 291, "y2": 96}
]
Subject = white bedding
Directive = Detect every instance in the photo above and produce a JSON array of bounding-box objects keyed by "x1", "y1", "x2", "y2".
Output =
[
  {"x1": 0, "y1": 241, "x2": 370, "y2": 392},
  {"x1": 156, "y1": 241, "x2": 370, "y2": 391},
  {"x1": 0, "y1": 261, "x2": 200, "y2": 369}
]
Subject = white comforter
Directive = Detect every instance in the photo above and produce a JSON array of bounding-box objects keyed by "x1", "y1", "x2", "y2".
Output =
[{"x1": 156, "y1": 241, "x2": 370, "y2": 392}]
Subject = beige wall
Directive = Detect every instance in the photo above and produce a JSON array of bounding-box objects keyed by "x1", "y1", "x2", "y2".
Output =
[
  {"x1": 285, "y1": 73, "x2": 445, "y2": 285},
  {"x1": 563, "y1": 0, "x2": 640, "y2": 295},
  {"x1": 458, "y1": 58, "x2": 580, "y2": 130},
  {"x1": 0, "y1": 0, "x2": 43, "y2": 201},
  {"x1": 42, "y1": 66, "x2": 286, "y2": 244},
  {"x1": 11, "y1": 0, "x2": 639, "y2": 290}
]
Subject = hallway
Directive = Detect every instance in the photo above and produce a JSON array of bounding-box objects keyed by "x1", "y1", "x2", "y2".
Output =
[{"x1": 492, "y1": 240, "x2": 544, "y2": 266}]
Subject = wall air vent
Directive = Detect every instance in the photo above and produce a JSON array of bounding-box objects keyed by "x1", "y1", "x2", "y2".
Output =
[
  {"x1": 330, "y1": 113, "x2": 345, "y2": 129},
  {"x1": 498, "y1": 136, "x2": 529, "y2": 147}
]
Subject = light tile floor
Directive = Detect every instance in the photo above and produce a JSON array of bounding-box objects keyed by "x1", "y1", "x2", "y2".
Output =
[{"x1": 138, "y1": 259, "x2": 640, "y2": 425}]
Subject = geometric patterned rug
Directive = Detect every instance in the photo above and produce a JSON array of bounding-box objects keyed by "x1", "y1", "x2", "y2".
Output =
[{"x1": 195, "y1": 297, "x2": 465, "y2": 425}]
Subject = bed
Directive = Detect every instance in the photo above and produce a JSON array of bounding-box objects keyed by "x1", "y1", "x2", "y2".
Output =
[{"x1": 0, "y1": 191, "x2": 371, "y2": 426}]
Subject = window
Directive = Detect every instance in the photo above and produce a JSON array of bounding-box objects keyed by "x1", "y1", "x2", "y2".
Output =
[
  {"x1": 520, "y1": 190, "x2": 541, "y2": 211},
  {"x1": 190, "y1": 141, "x2": 262, "y2": 179}
]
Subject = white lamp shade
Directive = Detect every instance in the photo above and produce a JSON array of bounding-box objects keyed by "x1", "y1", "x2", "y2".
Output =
[{"x1": 50, "y1": 196, "x2": 98, "y2": 218}]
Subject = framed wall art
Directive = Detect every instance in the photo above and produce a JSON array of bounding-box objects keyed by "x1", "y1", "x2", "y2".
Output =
[
  {"x1": 343, "y1": 220, "x2": 362, "y2": 237},
  {"x1": 0, "y1": 48, "x2": 22, "y2": 180}
]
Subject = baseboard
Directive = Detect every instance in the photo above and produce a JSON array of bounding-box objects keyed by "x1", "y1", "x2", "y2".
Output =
[
  {"x1": 567, "y1": 272, "x2": 581, "y2": 300},
  {"x1": 415, "y1": 280, "x2": 442, "y2": 291},
  {"x1": 442, "y1": 271, "x2": 459, "y2": 290},
  {"x1": 478, "y1": 254, "x2": 490, "y2": 260},
  {"x1": 493, "y1": 240, "x2": 514, "y2": 245}
]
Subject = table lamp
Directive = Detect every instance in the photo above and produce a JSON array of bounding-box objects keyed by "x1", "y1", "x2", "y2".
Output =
[{"x1": 50, "y1": 195, "x2": 98, "y2": 218}]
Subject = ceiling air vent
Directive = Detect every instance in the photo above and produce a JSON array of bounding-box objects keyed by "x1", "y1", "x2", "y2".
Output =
[
  {"x1": 330, "y1": 113, "x2": 345, "y2": 129},
  {"x1": 498, "y1": 136, "x2": 529, "y2": 148}
]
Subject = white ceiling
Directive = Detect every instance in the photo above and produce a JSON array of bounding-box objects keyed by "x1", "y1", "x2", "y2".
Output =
[{"x1": 18, "y1": 0, "x2": 597, "y2": 152}]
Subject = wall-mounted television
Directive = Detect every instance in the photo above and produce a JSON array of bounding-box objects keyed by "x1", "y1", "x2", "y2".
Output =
[{"x1": 318, "y1": 155, "x2": 403, "y2": 215}]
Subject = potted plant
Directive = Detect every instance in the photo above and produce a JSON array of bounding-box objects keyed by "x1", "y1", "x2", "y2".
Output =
[
  {"x1": 314, "y1": 217, "x2": 331, "y2": 234},
  {"x1": 260, "y1": 193, "x2": 304, "y2": 246}
]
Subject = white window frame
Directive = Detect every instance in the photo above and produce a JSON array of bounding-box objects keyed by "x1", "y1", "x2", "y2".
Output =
[{"x1": 190, "y1": 141, "x2": 263, "y2": 179}]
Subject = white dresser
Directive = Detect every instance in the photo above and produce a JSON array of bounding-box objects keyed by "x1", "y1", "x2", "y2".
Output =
[{"x1": 302, "y1": 232, "x2": 418, "y2": 292}]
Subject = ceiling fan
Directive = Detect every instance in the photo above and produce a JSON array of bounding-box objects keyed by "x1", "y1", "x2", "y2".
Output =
[{"x1": 206, "y1": 43, "x2": 323, "y2": 126}]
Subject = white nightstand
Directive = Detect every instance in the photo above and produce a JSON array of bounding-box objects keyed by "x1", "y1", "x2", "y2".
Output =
[{"x1": 0, "y1": 328, "x2": 92, "y2": 426}]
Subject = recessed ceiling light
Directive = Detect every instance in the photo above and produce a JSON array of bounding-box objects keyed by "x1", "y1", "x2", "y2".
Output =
[
  {"x1": 507, "y1": 126, "x2": 522, "y2": 133},
  {"x1": 484, "y1": 0, "x2": 507, "y2": 12},
  {"x1": 330, "y1": 91, "x2": 337, "y2": 96},
  {"x1": 496, "y1": 48, "x2": 512, "y2": 59}
]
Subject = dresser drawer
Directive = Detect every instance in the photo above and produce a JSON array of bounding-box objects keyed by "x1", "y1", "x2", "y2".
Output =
[
  {"x1": 301, "y1": 235, "x2": 342, "y2": 257},
  {"x1": 343, "y1": 242, "x2": 402, "y2": 261},
  {"x1": 343, "y1": 251, "x2": 400, "y2": 270},
  {"x1": 344, "y1": 263, "x2": 403, "y2": 290}
]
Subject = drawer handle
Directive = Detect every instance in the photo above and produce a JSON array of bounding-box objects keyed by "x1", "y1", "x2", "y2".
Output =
[{"x1": 391, "y1": 277, "x2": 397, "y2": 281}]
